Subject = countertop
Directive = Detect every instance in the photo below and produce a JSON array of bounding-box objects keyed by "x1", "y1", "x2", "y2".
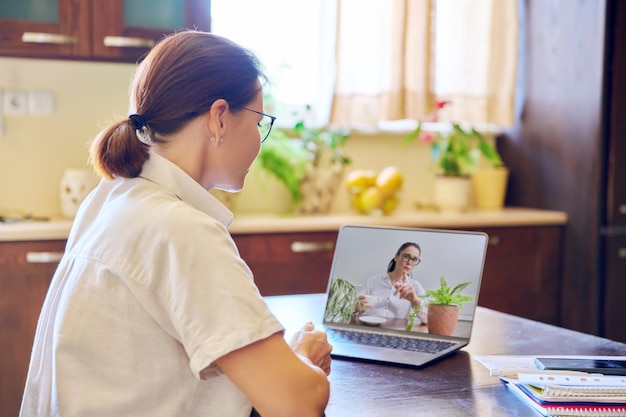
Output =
[{"x1": 0, "y1": 207, "x2": 567, "y2": 242}]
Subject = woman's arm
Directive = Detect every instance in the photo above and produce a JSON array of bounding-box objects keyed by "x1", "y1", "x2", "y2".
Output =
[{"x1": 216, "y1": 325, "x2": 331, "y2": 417}]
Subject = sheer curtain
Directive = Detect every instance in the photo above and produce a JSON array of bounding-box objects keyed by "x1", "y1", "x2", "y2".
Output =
[{"x1": 329, "y1": 0, "x2": 518, "y2": 129}]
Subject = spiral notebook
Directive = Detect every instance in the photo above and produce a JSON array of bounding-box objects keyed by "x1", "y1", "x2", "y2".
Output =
[
  {"x1": 505, "y1": 379, "x2": 626, "y2": 416},
  {"x1": 509, "y1": 381, "x2": 626, "y2": 404}
]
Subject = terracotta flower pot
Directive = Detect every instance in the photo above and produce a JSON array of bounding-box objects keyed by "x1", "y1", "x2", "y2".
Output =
[{"x1": 427, "y1": 304, "x2": 460, "y2": 336}]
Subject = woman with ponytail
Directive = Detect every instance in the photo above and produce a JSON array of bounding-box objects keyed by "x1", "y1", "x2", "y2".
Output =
[
  {"x1": 21, "y1": 30, "x2": 330, "y2": 417},
  {"x1": 356, "y1": 242, "x2": 428, "y2": 324}
]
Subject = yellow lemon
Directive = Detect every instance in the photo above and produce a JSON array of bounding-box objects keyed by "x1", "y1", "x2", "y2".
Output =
[
  {"x1": 349, "y1": 191, "x2": 366, "y2": 213},
  {"x1": 381, "y1": 196, "x2": 400, "y2": 215},
  {"x1": 376, "y1": 166, "x2": 404, "y2": 197},
  {"x1": 357, "y1": 186, "x2": 383, "y2": 214},
  {"x1": 346, "y1": 169, "x2": 377, "y2": 192}
]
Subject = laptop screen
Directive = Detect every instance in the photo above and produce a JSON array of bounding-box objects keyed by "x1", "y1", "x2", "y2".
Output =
[{"x1": 323, "y1": 225, "x2": 488, "y2": 340}]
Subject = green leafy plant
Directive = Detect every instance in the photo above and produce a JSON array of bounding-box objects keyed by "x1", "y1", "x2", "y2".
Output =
[
  {"x1": 293, "y1": 107, "x2": 351, "y2": 169},
  {"x1": 257, "y1": 105, "x2": 351, "y2": 205},
  {"x1": 420, "y1": 276, "x2": 475, "y2": 307},
  {"x1": 257, "y1": 129, "x2": 310, "y2": 203},
  {"x1": 402, "y1": 101, "x2": 503, "y2": 177},
  {"x1": 324, "y1": 277, "x2": 358, "y2": 323},
  {"x1": 406, "y1": 276, "x2": 475, "y2": 331}
]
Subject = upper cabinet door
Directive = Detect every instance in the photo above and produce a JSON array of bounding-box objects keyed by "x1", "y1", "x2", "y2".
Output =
[
  {"x1": 0, "y1": 0, "x2": 91, "y2": 58},
  {"x1": 91, "y1": 0, "x2": 211, "y2": 62},
  {"x1": 0, "y1": 0, "x2": 211, "y2": 62}
]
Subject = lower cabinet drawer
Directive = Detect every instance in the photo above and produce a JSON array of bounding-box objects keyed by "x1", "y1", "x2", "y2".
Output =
[
  {"x1": 464, "y1": 226, "x2": 563, "y2": 325},
  {"x1": 0, "y1": 239, "x2": 66, "y2": 417},
  {"x1": 233, "y1": 232, "x2": 337, "y2": 296}
]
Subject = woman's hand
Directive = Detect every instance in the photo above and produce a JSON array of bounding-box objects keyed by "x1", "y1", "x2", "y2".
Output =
[
  {"x1": 394, "y1": 274, "x2": 420, "y2": 307},
  {"x1": 289, "y1": 322, "x2": 333, "y2": 375},
  {"x1": 355, "y1": 295, "x2": 372, "y2": 313}
]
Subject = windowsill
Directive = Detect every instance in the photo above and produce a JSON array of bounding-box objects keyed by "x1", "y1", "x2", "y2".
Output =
[
  {"x1": 374, "y1": 120, "x2": 504, "y2": 137},
  {"x1": 273, "y1": 120, "x2": 505, "y2": 138}
]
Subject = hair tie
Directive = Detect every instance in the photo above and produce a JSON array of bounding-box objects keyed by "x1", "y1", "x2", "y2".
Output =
[{"x1": 129, "y1": 114, "x2": 146, "y2": 130}]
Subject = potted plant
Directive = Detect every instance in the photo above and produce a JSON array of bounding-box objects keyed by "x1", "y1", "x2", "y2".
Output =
[
  {"x1": 324, "y1": 277, "x2": 359, "y2": 324},
  {"x1": 406, "y1": 276, "x2": 474, "y2": 335},
  {"x1": 257, "y1": 128, "x2": 310, "y2": 205},
  {"x1": 402, "y1": 101, "x2": 507, "y2": 211},
  {"x1": 258, "y1": 106, "x2": 351, "y2": 214}
]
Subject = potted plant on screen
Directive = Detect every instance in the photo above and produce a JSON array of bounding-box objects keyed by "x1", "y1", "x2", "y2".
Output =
[
  {"x1": 403, "y1": 101, "x2": 507, "y2": 212},
  {"x1": 407, "y1": 276, "x2": 474, "y2": 335},
  {"x1": 324, "y1": 277, "x2": 358, "y2": 324}
]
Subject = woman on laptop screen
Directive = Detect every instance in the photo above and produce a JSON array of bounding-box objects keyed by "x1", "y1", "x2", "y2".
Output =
[{"x1": 356, "y1": 242, "x2": 428, "y2": 323}]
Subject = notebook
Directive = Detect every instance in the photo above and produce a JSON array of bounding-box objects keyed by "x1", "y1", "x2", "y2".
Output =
[
  {"x1": 504, "y1": 379, "x2": 626, "y2": 416},
  {"x1": 321, "y1": 224, "x2": 488, "y2": 368}
]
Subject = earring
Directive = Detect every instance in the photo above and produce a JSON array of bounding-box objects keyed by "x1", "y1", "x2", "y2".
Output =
[{"x1": 210, "y1": 137, "x2": 216, "y2": 142}]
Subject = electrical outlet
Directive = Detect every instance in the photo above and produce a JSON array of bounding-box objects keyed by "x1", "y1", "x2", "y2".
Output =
[
  {"x1": 3, "y1": 90, "x2": 28, "y2": 115},
  {"x1": 29, "y1": 91, "x2": 55, "y2": 115}
]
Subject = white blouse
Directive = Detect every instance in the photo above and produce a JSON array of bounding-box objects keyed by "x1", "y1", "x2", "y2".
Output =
[{"x1": 20, "y1": 153, "x2": 284, "y2": 417}]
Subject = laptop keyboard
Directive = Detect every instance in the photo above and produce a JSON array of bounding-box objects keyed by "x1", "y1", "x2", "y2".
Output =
[{"x1": 326, "y1": 328, "x2": 455, "y2": 354}]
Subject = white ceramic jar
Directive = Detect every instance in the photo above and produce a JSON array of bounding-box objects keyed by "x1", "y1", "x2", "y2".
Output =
[{"x1": 60, "y1": 168, "x2": 99, "y2": 218}]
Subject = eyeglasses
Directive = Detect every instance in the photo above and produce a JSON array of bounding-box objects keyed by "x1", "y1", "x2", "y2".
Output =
[
  {"x1": 243, "y1": 107, "x2": 276, "y2": 143},
  {"x1": 401, "y1": 253, "x2": 421, "y2": 265}
]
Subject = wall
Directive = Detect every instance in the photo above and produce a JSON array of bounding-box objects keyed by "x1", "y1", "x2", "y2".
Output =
[
  {"x1": 0, "y1": 57, "x2": 134, "y2": 218},
  {"x1": 0, "y1": 57, "x2": 438, "y2": 219}
]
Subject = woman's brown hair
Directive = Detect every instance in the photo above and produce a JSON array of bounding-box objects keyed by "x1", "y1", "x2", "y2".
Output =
[{"x1": 90, "y1": 30, "x2": 264, "y2": 179}]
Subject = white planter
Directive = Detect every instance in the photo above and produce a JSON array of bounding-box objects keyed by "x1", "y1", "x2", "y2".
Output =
[{"x1": 434, "y1": 175, "x2": 472, "y2": 213}]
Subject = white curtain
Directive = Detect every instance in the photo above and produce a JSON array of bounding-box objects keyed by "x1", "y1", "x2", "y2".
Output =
[{"x1": 329, "y1": 0, "x2": 519, "y2": 129}]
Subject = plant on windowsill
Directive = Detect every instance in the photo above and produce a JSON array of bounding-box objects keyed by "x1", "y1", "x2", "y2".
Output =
[
  {"x1": 258, "y1": 106, "x2": 351, "y2": 214},
  {"x1": 402, "y1": 101, "x2": 508, "y2": 211},
  {"x1": 406, "y1": 276, "x2": 474, "y2": 335}
]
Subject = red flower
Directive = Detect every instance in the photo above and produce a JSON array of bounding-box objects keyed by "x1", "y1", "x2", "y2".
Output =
[
  {"x1": 423, "y1": 100, "x2": 451, "y2": 122},
  {"x1": 435, "y1": 100, "x2": 450, "y2": 110},
  {"x1": 419, "y1": 131, "x2": 437, "y2": 143}
]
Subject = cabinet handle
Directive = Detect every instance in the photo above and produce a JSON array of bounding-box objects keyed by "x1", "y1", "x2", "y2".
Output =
[
  {"x1": 26, "y1": 252, "x2": 64, "y2": 264},
  {"x1": 291, "y1": 241, "x2": 335, "y2": 253},
  {"x1": 103, "y1": 36, "x2": 155, "y2": 49},
  {"x1": 619, "y1": 248, "x2": 626, "y2": 259},
  {"x1": 22, "y1": 32, "x2": 78, "y2": 45},
  {"x1": 488, "y1": 236, "x2": 500, "y2": 245}
]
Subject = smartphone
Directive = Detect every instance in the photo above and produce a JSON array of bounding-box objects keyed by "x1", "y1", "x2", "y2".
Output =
[{"x1": 534, "y1": 357, "x2": 626, "y2": 375}]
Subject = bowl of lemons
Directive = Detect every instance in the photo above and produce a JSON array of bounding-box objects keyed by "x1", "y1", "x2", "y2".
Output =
[{"x1": 345, "y1": 166, "x2": 404, "y2": 215}]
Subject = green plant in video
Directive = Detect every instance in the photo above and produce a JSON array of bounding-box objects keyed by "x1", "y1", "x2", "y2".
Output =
[
  {"x1": 406, "y1": 276, "x2": 474, "y2": 331},
  {"x1": 324, "y1": 278, "x2": 358, "y2": 324}
]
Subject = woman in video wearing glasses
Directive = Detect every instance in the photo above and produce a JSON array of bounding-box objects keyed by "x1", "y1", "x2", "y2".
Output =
[{"x1": 356, "y1": 242, "x2": 428, "y2": 323}]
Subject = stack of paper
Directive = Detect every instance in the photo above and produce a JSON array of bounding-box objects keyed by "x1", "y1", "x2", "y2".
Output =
[{"x1": 474, "y1": 355, "x2": 626, "y2": 417}]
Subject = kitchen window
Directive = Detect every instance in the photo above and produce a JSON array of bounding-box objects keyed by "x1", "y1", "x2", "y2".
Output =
[{"x1": 211, "y1": 0, "x2": 519, "y2": 130}]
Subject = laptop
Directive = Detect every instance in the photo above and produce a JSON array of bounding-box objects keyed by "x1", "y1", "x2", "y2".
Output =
[{"x1": 321, "y1": 224, "x2": 488, "y2": 368}]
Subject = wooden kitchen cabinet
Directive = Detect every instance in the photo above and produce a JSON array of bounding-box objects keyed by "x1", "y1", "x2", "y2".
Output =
[
  {"x1": 0, "y1": 240, "x2": 65, "y2": 417},
  {"x1": 0, "y1": 0, "x2": 210, "y2": 62},
  {"x1": 603, "y1": 234, "x2": 626, "y2": 343},
  {"x1": 466, "y1": 225, "x2": 563, "y2": 326},
  {"x1": 233, "y1": 225, "x2": 564, "y2": 326},
  {"x1": 233, "y1": 231, "x2": 338, "y2": 296}
]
